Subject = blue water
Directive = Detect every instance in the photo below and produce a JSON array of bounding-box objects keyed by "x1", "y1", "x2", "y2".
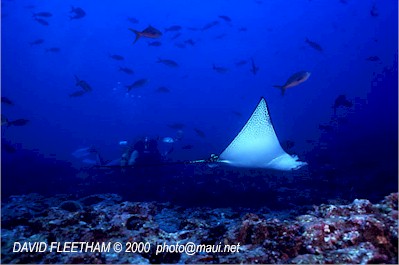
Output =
[{"x1": 1, "y1": 0, "x2": 398, "y2": 207}]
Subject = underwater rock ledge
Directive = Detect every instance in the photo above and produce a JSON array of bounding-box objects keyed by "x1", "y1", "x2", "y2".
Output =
[{"x1": 1, "y1": 192, "x2": 397, "y2": 264}]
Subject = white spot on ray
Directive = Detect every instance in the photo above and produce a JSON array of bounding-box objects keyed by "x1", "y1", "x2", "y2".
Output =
[{"x1": 218, "y1": 97, "x2": 307, "y2": 171}]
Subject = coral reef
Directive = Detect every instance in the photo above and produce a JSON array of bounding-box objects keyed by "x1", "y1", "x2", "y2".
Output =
[{"x1": 1, "y1": 192, "x2": 397, "y2": 264}]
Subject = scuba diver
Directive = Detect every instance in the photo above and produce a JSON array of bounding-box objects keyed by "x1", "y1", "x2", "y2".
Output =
[{"x1": 120, "y1": 137, "x2": 162, "y2": 167}]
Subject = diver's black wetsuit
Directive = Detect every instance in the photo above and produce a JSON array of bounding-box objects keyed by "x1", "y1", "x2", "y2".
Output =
[{"x1": 132, "y1": 139, "x2": 162, "y2": 166}]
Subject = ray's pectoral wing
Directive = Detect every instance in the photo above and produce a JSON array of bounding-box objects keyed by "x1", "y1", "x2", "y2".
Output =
[{"x1": 218, "y1": 98, "x2": 307, "y2": 171}]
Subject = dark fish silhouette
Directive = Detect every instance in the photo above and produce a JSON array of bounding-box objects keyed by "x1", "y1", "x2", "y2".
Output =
[
  {"x1": 74, "y1": 75, "x2": 92, "y2": 92},
  {"x1": 119, "y1": 67, "x2": 134, "y2": 75},
  {"x1": 202, "y1": 21, "x2": 219, "y2": 31},
  {"x1": 165, "y1": 25, "x2": 182, "y2": 32},
  {"x1": 45, "y1": 47, "x2": 60, "y2": 53},
  {"x1": 129, "y1": 25, "x2": 162, "y2": 44},
  {"x1": 218, "y1": 15, "x2": 232, "y2": 22},
  {"x1": 157, "y1": 58, "x2": 179, "y2": 67},
  {"x1": 194, "y1": 128, "x2": 206, "y2": 138},
  {"x1": 184, "y1": 39, "x2": 195, "y2": 46},
  {"x1": 168, "y1": 123, "x2": 185, "y2": 129},
  {"x1": 305, "y1": 38, "x2": 323, "y2": 52},
  {"x1": 126, "y1": 78, "x2": 147, "y2": 91},
  {"x1": 8, "y1": 119, "x2": 30, "y2": 126},
  {"x1": 33, "y1": 12, "x2": 52, "y2": 18},
  {"x1": 182, "y1": 144, "x2": 194, "y2": 150},
  {"x1": 34, "y1": 18, "x2": 49, "y2": 26},
  {"x1": 171, "y1": 33, "x2": 181, "y2": 40},
  {"x1": 273, "y1": 71, "x2": 311, "y2": 96},
  {"x1": 127, "y1": 17, "x2": 139, "y2": 24},
  {"x1": 156, "y1": 86, "x2": 170, "y2": 93},
  {"x1": 370, "y1": 4, "x2": 378, "y2": 17},
  {"x1": 70, "y1": 6, "x2": 86, "y2": 19},
  {"x1": 238, "y1": 27, "x2": 247, "y2": 32},
  {"x1": 69, "y1": 90, "x2": 86, "y2": 97},
  {"x1": 333, "y1": 95, "x2": 353, "y2": 114},
  {"x1": 235, "y1": 60, "x2": 248, "y2": 66},
  {"x1": 109, "y1": 54, "x2": 124, "y2": 61},
  {"x1": 366, "y1": 56, "x2": 380, "y2": 62},
  {"x1": 29, "y1": 38, "x2": 44, "y2": 46},
  {"x1": 1, "y1": 97, "x2": 14, "y2": 105},
  {"x1": 212, "y1": 64, "x2": 229, "y2": 74},
  {"x1": 148, "y1": 41, "x2": 162, "y2": 47},
  {"x1": 250, "y1": 58, "x2": 259, "y2": 75}
]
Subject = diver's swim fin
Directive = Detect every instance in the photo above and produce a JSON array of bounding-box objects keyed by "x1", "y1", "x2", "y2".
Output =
[{"x1": 218, "y1": 97, "x2": 307, "y2": 170}]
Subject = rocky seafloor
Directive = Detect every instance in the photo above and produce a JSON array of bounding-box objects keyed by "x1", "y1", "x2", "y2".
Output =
[{"x1": 1, "y1": 192, "x2": 398, "y2": 264}]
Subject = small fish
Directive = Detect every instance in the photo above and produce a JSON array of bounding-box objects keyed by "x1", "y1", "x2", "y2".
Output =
[
  {"x1": 194, "y1": 128, "x2": 206, "y2": 138},
  {"x1": 235, "y1": 60, "x2": 248, "y2": 66},
  {"x1": 129, "y1": 25, "x2": 162, "y2": 44},
  {"x1": 1, "y1": 97, "x2": 14, "y2": 105},
  {"x1": 165, "y1": 25, "x2": 182, "y2": 32},
  {"x1": 157, "y1": 58, "x2": 179, "y2": 67},
  {"x1": 212, "y1": 64, "x2": 229, "y2": 74},
  {"x1": 127, "y1": 17, "x2": 139, "y2": 24},
  {"x1": 218, "y1": 15, "x2": 232, "y2": 22},
  {"x1": 273, "y1": 71, "x2": 311, "y2": 96},
  {"x1": 202, "y1": 21, "x2": 219, "y2": 31},
  {"x1": 148, "y1": 41, "x2": 162, "y2": 47},
  {"x1": 126, "y1": 78, "x2": 147, "y2": 91},
  {"x1": 33, "y1": 12, "x2": 52, "y2": 18},
  {"x1": 182, "y1": 144, "x2": 194, "y2": 150},
  {"x1": 74, "y1": 75, "x2": 92, "y2": 92},
  {"x1": 69, "y1": 90, "x2": 86, "y2": 97},
  {"x1": 184, "y1": 39, "x2": 195, "y2": 46},
  {"x1": 238, "y1": 27, "x2": 247, "y2": 32},
  {"x1": 45, "y1": 47, "x2": 60, "y2": 53},
  {"x1": 29, "y1": 38, "x2": 44, "y2": 46},
  {"x1": 156, "y1": 86, "x2": 170, "y2": 93},
  {"x1": 250, "y1": 58, "x2": 259, "y2": 75},
  {"x1": 34, "y1": 18, "x2": 49, "y2": 26},
  {"x1": 109, "y1": 54, "x2": 124, "y2": 61},
  {"x1": 8, "y1": 119, "x2": 29, "y2": 126},
  {"x1": 119, "y1": 67, "x2": 134, "y2": 75},
  {"x1": 370, "y1": 4, "x2": 378, "y2": 17},
  {"x1": 168, "y1": 123, "x2": 185, "y2": 129},
  {"x1": 305, "y1": 38, "x2": 323, "y2": 52},
  {"x1": 70, "y1": 6, "x2": 86, "y2": 20},
  {"x1": 332, "y1": 95, "x2": 353, "y2": 114},
  {"x1": 339, "y1": 0, "x2": 348, "y2": 4},
  {"x1": 366, "y1": 56, "x2": 380, "y2": 62},
  {"x1": 170, "y1": 33, "x2": 181, "y2": 40}
]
